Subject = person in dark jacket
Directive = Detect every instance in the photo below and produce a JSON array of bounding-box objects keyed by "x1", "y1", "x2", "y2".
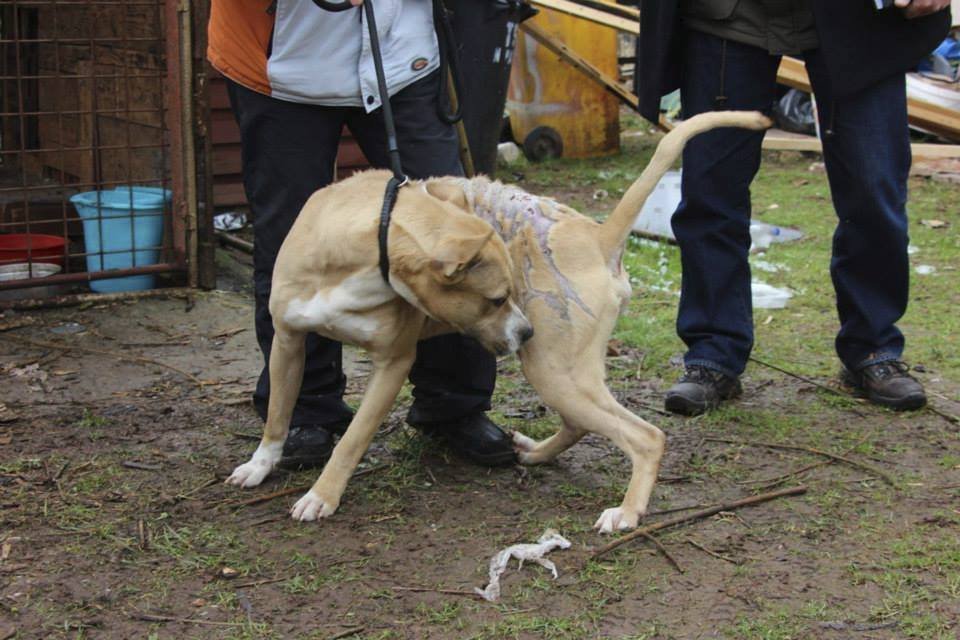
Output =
[{"x1": 635, "y1": 0, "x2": 950, "y2": 416}]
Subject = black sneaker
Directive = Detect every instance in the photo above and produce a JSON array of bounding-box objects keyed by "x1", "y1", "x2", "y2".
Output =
[
  {"x1": 278, "y1": 421, "x2": 349, "y2": 470},
  {"x1": 664, "y1": 365, "x2": 742, "y2": 416},
  {"x1": 842, "y1": 360, "x2": 926, "y2": 411},
  {"x1": 412, "y1": 412, "x2": 517, "y2": 467}
]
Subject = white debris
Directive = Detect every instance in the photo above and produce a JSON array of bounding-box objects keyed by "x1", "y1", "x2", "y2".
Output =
[
  {"x1": 475, "y1": 529, "x2": 572, "y2": 602},
  {"x1": 915, "y1": 264, "x2": 936, "y2": 275},
  {"x1": 213, "y1": 211, "x2": 247, "y2": 231},
  {"x1": 752, "y1": 281, "x2": 793, "y2": 309},
  {"x1": 751, "y1": 258, "x2": 788, "y2": 273},
  {"x1": 497, "y1": 142, "x2": 521, "y2": 165}
]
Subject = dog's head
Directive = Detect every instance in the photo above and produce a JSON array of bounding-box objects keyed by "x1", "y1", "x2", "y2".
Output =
[{"x1": 389, "y1": 184, "x2": 532, "y2": 356}]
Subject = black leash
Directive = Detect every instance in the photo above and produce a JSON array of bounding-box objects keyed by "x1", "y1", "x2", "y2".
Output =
[{"x1": 311, "y1": 0, "x2": 409, "y2": 284}]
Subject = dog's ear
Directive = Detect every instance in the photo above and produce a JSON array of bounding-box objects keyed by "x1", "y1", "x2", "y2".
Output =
[
  {"x1": 423, "y1": 179, "x2": 470, "y2": 212},
  {"x1": 431, "y1": 228, "x2": 493, "y2": 282}
]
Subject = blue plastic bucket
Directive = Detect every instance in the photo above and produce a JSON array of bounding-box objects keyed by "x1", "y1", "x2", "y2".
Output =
[{"x1": 70, "y1": 187, "x2": 170, "y2": 293}]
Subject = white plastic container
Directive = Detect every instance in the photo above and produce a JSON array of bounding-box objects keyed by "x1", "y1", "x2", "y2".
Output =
[
  {"x1": 0, "y1": 263, "x2": 66, "y2": 301},
  {"x1": 632, "y1": 170, "x2": 681, "y2": 240}
]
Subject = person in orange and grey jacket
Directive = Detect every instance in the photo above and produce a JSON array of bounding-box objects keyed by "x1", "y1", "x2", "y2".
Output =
[
  {"x1": 635, "y1": 0, "x2": 950, "y2": 416},
  {"x1": 208, "y1": 0, "x2": 516, "y2": 469}
]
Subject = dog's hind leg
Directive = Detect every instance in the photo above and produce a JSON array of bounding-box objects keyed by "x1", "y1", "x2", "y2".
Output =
[
  {"x1": 587, "y1": 396, "x2": 664, "y2": 533},
  {"x1": 226, "y1": 325, "x2": 306, "y2": 488},
  {"x1": 290, "y1": 321, "x2": 421, "y2": 522},
  {"x1": 522, "y1": 357, "x2": 664, "y2": 533}
]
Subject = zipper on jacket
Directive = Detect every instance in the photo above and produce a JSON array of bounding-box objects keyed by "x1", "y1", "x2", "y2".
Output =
[{"x1": 715, "y1": 39, "x2": 729, "y2": 108}]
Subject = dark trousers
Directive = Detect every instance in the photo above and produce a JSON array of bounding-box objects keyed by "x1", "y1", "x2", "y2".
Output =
[
  {"x1": 674, "y1": 32, "x2": 911, "y2": 376},
  {"x1": 227, "y1": 71, "x2": 496, "y2": 428}
]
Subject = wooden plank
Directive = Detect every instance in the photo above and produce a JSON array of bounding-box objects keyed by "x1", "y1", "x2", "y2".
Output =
[
  {"x1": 528, "y1": 0, "x2": 639, "y2": 34},
  {"x1": 777, "y1": 56, "x2": 960, "y2": 142},
  {"x1": 763, "y1": 131, "x2": 960, "y2": 159},
  {"x1": 574, "y1": 0, "x2": 639, "y2": 19}
]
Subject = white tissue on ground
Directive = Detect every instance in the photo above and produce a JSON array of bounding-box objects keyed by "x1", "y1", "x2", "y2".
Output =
[
  {"x1": 752, "y1": 281, "x2": 793, "y2": 309},
  {"x1": 475, "y1": 529, "x2": 572, "y2": 602}
]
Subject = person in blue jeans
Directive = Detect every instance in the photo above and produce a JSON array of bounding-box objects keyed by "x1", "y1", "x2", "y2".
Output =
[{"x1": 636, "y1": 0, "x2": 950, "y2": 415}]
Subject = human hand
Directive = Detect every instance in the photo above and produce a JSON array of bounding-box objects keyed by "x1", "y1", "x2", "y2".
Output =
[
  {"x1": 893, "y1": 0, "x2": 950, "y2": 19},
  {"x1": 350, "y1": 0, "x2": 363, "y2": 5}
]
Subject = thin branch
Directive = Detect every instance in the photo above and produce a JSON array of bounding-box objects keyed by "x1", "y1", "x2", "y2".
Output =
[
  {"x1": 231, "y1": 485, "x2": 308, "y2": 508},
  {"x1": 639, "y1": 532, "x2": 684, "y2": 573},
  {"x1": 748, "y1": 356, "x2": 847, "y2": 397},
  {"x1": 591, "y1": 485, "x2": 807, "y2": 560},
  {"x1": 686, "y1": 538, "x2": 740, "y2": 565},
  {"x1": 232, "y1": 576, "x2": 288, "y2": 589},
  {"x1": 391, "y1": 586, "x2": 482, "y2": 598},
  {"x1": 926, "y1": 404, "x2": 960, "y2": 425},
  {"x1": 738, "y1": 435, "x2": 870, "y2": 489},
  {"x1": 705, "y1": 437, "x2": 895, "y2": 486},
  {"x1": 133, "y1": 612, "x2": 246, "y2": 627}
]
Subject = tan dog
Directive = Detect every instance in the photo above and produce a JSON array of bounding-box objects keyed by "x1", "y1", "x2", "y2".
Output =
[{"x1": 227, "y1": 110, "x2": 771, "y2": 532}]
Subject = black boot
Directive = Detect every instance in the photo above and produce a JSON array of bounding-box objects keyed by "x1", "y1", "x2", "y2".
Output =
[
  {"x1": 664, "y1": 365, "x2": 742, "y2": 416},
  {"x1": 412, "y1": 412, "x2": 516, "y2": 467},
  {"x1": 842, "y1": 360, "x2": 926, "y2": 411},
  {"x1": 278, "y1": 420, "x2": 349, "y2": 470}
]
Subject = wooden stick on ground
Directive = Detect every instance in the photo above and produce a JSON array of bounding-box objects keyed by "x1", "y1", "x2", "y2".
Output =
[
  {"x1": 133, "y1": 612, "x2": 245, "y2": 627},
  {"x1": 639, "y1": 532, "x2": 684, "y2": 574},
  {"x1": 705, "y1": 437, "x2": 895, "y2": 486},
  {"x1": 231, "y1": 485, "x2": 308, "y2": 508},
  {"x1": 391, "y1": 586, "x2": 482, "y2": 598},
  {"x1": 328, "y1": 627, "x2": 365, "y2": 640},
  {"x1": 738, "y1": 434, "x2": 870, "y2": 490},
  {"x1": 229, "y1": 465, "x2": 384, "y2": 509},
  {"x1": 748, "y1": 356, "x2": 847, "y2": 398},
  {"x1": 591, "y1": 485, "x2": 807, "y2": 560},
  {"x1": 685, "y1": 538, "x2": 740, "y2": 565}
]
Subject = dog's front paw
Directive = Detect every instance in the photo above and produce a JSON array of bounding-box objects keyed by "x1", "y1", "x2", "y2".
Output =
[
  {"x1": 225, "y1": 441, "x2": 282, "y2": 488},
  {"x1": 593, "y1": 507, "x2": 639, "y2": 534},
  {"x1": 290, "y1": 491, "x2": 338, "y2": 522},
  {"x1": 226, "y1": 459, "x2": 273, "y2": 488}
]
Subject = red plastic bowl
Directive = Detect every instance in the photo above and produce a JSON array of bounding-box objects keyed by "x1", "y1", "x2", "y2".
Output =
[{"x1": 0, "y1": 233, "x2": 67, "y2": 267}]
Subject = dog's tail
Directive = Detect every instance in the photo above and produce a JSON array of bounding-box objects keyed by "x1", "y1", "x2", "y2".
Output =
[{"x1": 598, "y1": 110, "x2": 772, "y2": 260}]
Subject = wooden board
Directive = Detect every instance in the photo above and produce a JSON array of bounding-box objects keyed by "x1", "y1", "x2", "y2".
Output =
[
  {"x1": 527, "y1": 0, "x2": 639, "y2": 34},
  {"x1": 777, "y1": 56, "x2": 960, "y2": 142},
  {"x1": 763, "y1": 131, "x2": 960, "y2": 159}
]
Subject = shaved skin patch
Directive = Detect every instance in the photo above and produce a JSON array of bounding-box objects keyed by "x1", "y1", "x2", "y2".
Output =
[{"x1": 457, "y1": 179, "x2": 594, "y2": 320}]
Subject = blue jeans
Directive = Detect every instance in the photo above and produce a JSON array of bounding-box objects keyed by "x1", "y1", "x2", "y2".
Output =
[{"x1": 674, "y1": 32, "x2": 911, "y2": 377}]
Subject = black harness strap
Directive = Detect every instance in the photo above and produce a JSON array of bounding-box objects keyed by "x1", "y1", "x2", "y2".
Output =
[{"x1": 378, "y1": 175, "x2": 405, "y2": 282}]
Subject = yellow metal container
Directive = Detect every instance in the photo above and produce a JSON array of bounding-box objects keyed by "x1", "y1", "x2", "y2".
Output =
[{"x1": 507, "y1": 9, "x2": 620, "y2": 160}]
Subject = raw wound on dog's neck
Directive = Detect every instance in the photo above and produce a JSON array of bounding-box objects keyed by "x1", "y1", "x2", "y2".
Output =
[{"x1": 457, "y1": 178, "x2": 594, "y2": 320}]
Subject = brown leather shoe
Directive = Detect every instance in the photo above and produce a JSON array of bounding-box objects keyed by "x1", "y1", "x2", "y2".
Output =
[
  {"x1": 664, "y1": 365, "x2": 742, "y2": 416},
  {"x1": 842, "y1": 360, "x2": 926, "y2": 411}
]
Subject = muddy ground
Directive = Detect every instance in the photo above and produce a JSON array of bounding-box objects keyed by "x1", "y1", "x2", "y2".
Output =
[{"x1": 1, "y1": 157, "x2": 959, "y2": 639}]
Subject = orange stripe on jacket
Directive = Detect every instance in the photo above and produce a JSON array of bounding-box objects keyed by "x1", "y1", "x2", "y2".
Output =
[{"x1": 208, "y1": 0, "x2": 274, "y2": 95}]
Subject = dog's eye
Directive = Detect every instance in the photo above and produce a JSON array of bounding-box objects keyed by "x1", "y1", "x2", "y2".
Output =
[{"x1": 491, "y1": 296, "x2": 508, "y2": 308}]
